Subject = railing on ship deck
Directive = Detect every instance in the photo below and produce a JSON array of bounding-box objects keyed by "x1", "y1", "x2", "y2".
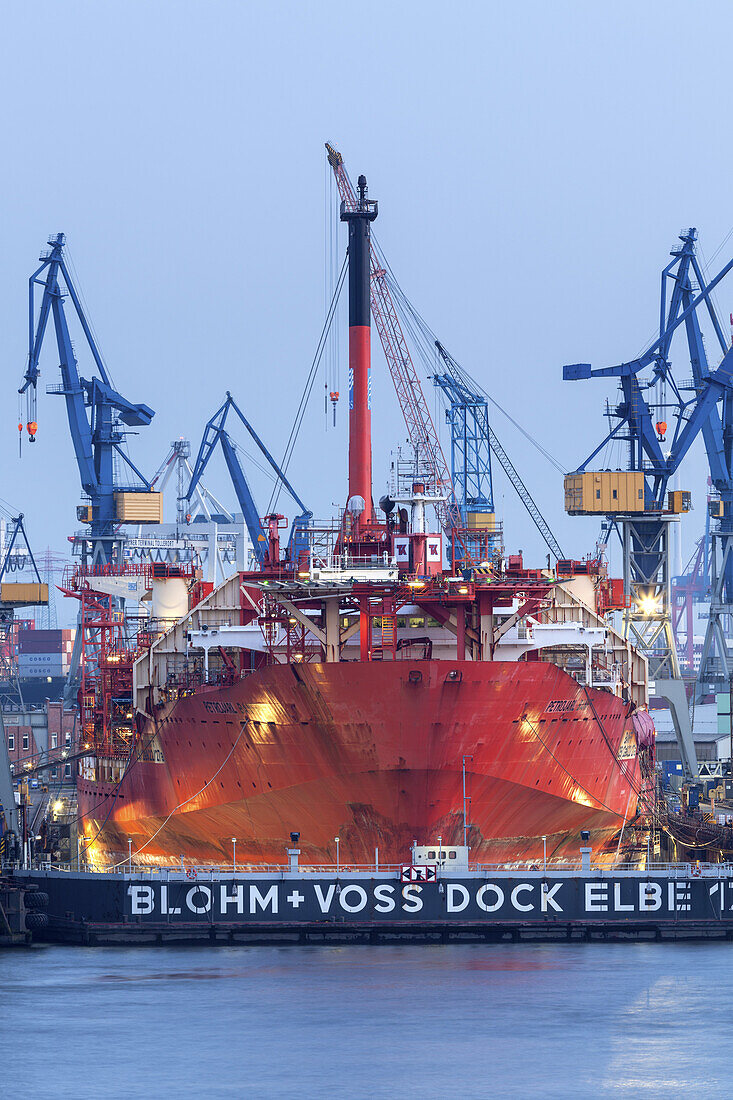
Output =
[
  {"x1": 161, "y1": 666, "x2": 258, "y2": 699},
  {"x1": 28, "y1": 860, "x2": 733, "y2": 878}
]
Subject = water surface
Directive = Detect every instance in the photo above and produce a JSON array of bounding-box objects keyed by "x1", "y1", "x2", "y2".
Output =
[{"x1": 1, "y1": 943, "x2": 724, "y2": 1097}]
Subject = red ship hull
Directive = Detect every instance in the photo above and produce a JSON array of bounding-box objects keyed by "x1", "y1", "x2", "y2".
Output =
[{"x1": 78, "y1": 659, "x2": 645, "y2": 868}]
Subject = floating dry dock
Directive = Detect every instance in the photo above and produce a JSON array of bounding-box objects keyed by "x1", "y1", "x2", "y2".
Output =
[{"x1": 12, "y1": 859, "x2": 733, "y2": 944}]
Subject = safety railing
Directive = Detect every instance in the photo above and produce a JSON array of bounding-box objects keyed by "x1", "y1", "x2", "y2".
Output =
[{"x1": 21, "y1": 859, "x2": 733, "y2": 878}]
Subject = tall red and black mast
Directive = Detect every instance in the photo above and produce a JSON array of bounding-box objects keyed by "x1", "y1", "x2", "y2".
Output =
[{"x1": 341, "y1": 174, "x2": 378, "y2": 529}]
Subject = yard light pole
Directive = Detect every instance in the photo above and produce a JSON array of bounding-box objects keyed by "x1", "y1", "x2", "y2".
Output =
[
  {"x1": 231, "y1": 837, "x2": 237, "y2": 875},
  {"x1": 335, "y1": 836, "x2": 340, "y2": 873},
  {"x1": 542, "y1": 835, "x2": 547, "y2": 875},
  {"x1": 128, "y1": 837, "x2": 132, "y2": 874}
]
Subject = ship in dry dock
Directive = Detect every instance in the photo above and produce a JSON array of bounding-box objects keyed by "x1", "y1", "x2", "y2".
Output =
[{"x1": 74, "y1": 169, "x2": 656, "y2": 870}]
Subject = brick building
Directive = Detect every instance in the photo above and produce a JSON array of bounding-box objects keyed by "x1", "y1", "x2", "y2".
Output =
[{"x1": 3, "y1": 701, "x2": 78, "y2": 784}]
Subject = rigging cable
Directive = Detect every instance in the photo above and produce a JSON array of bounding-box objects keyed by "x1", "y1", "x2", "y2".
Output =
[
  {"x1": 267, "y1": 250, "x2": 348, "y2": 514},
  {"x1": 109, "y1": 720, "x2": 251, "y2": 866},
  {"x1": 382, "y1": 268, "x2": 569, "y2": 476},
  {"x1": 519, "y1": 710, "x2": 633, "y2": 818}
]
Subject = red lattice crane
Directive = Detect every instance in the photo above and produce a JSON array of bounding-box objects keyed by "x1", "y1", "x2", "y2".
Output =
[{"x1": 325, "y1": 143, "x2": 461, "y2": 534}]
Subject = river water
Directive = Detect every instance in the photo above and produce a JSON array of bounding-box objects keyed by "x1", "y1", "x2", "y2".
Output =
[{"x1": 1, "y1": 942, "x2": 725, "y2": 1097}]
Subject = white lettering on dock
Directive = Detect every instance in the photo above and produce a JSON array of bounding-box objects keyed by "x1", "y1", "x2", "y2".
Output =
[
  {"x1": 249, "y1": 884, "x2": 278, "y2": 914},
  {"x1": 675, "y1": 883, "x2": 691, "y2": 912},
  {"x1": 186, "y1": 885, "x2": 212, "y2": 914},
  {"x1": 314, "y1": 884, "x2": 336, "y2": 913},
  {"x1": 541, "y1": 883, "x2": 563, "y2": 912},
  {"x1": 120, "y1": 874, "x2": 719, "y2": 924},
  {"x1": 128, "y1": 885, "x2": 154, "y2": 915},
  {"x1": 401, "y1": 885, "x2": 423, "y2": 912},
  {"x1": 161, "y1": 884, "x2": 180, "y2": 915},
  {"x1": 511, "y1": 884, "x2": 534, "y2": 912},
  {"x1": 613, "y1": 883, "x2": 634, "y2": 912},
  {"x1": 639, "y1": 882, "x2": 661, "y2": 911},
  {"x1": 339, "y1": 885, "x2": 368, "y2": 913},
  {"x1": 447, "y1": 884, "x2": 470, "y2": 913},
  {"x1": 373, "y1": 884, "x2": 395, "y2": 913},
  {"x1": 585, "y1": 883, "x2": 608, "y2": 912},
  {"x1": 220, "y1": 885, "x2": 244, "y2": 914},
  {"x1": 477, "y1": 884, "x2": 504, "y2": 912}
]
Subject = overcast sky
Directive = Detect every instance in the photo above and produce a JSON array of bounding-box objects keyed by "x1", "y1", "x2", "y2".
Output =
[{"x1": 2, "y1": 1, "x2": 732, "y2": 615}]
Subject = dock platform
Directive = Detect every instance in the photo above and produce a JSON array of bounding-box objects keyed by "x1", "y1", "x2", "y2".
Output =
[{"x1": 9, "y1": 861, "x2": 733, "y2": 945}]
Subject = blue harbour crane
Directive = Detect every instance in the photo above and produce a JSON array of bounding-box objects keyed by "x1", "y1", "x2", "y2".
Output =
[
  {"x1": 432, "y1": 347, "x2": 496, "y2": 525},
  {"x1": 187, "y1": 393, "x2": 311, "y2": 568},
  {"x1": 19, "y1": 234, "x2": 156, "y2": 565},
  {"x1": 378, "y1": 257, "x2": 565, "y2": 565},
  {"x1": 433, "y1": 341, "x2": 565, "y2": 562},
  {"x1": 564, "y1": 227, "x2": 733, "y2": 772}
]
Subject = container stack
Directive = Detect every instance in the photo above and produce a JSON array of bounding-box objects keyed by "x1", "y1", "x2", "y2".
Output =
[{"x1": 17, "y1": 629, "x2": 75, "y2": 682}]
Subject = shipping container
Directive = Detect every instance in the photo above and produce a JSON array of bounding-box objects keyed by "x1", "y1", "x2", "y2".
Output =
[
  {"x1": 115, "y1": 491, "x2": 164, "y2": 523},
  {"x1": 564, "y1": 471, "x2": 645, "y2": 515},
  {"x1": 18, "y1": 655, "x2": 70, "y2": 675},
  {"x1": 18, "y1": 650, "x2": 70, "y2": 661},
  {"x1": 667, "y1": 490, "x2": 692, "y2": 514},
  {"x1": 26, "y1": 670, "x2": 70, "y2": 677},
  {"x1": 18, "y1": 629, "x2": 75, "y2": 654},
  {"x1": 20, "y1": 638, "x2": 62, "y2": 653},
  {"x1": 465, "y1": 512, "x2": 496, "y2": 530},
  {"x1": 0, "y1": 582, "x2": 49, "y2": 605}
]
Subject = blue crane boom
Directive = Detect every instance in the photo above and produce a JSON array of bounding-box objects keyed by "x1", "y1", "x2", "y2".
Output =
[
  {"x1": 564, "y1": 226, "x2": 733, "y2": 708},
  {"x1": 433, "y1": 341, "x2": 565, "y2": 561},
  {"x1": 187, "y1": 393, "x2": 311, "y2": 567},
  {"x1": 19, "y1": 234, "x2": 154, "y2": 563},
  {"x1": 564, "y1": 229, "x2": 733, "y2": 511},
  {"x1": 432, "y1": 346, "x2": 495, "y2": 519}
]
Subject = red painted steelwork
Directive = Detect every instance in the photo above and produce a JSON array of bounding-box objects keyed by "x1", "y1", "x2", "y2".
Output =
[
  {"x1": 326, "y1": 144, "x2": 460, "y2": 533},
  {"x1": 348, "y1": 325, "x2": 372, "y2": 521}
]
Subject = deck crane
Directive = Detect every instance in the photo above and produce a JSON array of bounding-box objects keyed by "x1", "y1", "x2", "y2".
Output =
[
  {"x1": 432, "y1": 342, "x2": 565, "y2": 562},
  {"x1": 19, "y1": 234, "x2": 157, "y2": 565},
  {"x1": 563, "y1": 227, "x2": 733, "y2": 774},
  {"x1": 325, "y1": 144, "x2": 462, "y2": 536},
  {"x1": 187, "y1": 393, "x2": 312, "y2": 568}
]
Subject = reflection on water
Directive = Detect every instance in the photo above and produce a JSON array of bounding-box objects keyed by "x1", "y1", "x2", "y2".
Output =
[{"x1": 1, "y1": 943, "x2": 725, "y2": 1098}]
